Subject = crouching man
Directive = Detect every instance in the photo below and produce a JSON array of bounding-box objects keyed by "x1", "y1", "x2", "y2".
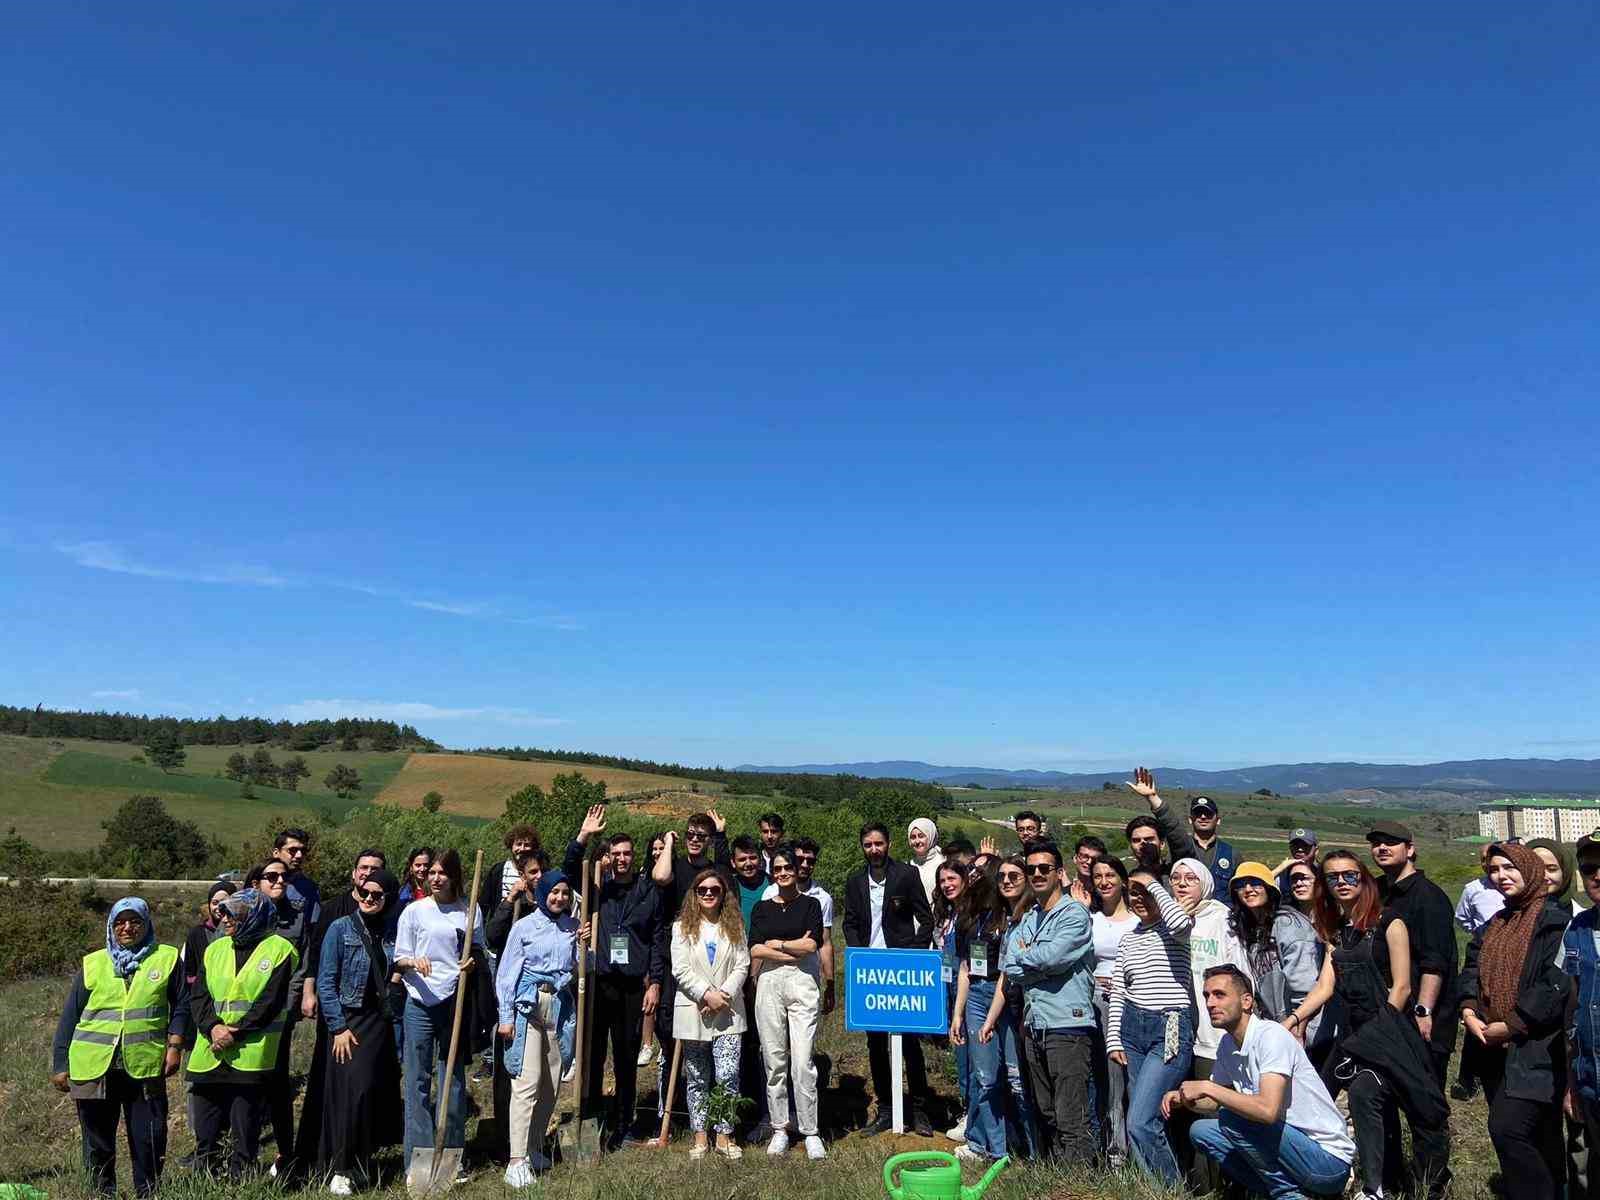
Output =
[{"x1": 1163, "y1": 964, "x2": 1354, "y2": 1200}]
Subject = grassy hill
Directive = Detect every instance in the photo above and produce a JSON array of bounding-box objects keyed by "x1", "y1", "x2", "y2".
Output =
[
  {"x1": 0, "y1": 735, "x2": 723, "y2": 854},
  {"x1": 377, "y1": 751, "x2": 722, "y2": 818}
]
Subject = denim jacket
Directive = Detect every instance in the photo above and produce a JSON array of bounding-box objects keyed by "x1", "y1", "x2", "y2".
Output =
[
  {"x1": 1564, "y1": 906, "x2": 1600, "y2": 1100},
  {"x1": 1002, "y1": 895, "x2": 1096, "y2": 1033},
  {"x1": 316, "y1": 915, "x2": 390, "y2": 1035}
]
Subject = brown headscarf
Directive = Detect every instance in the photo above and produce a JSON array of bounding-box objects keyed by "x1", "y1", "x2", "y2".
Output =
[{"x1": 1475, "y1": 842, "x2": 1551, "y2": 1024}]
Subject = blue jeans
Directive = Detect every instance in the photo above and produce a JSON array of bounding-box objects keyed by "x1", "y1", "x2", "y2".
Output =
[
  {"x1": 963, "y1": 979, "x2": 1040, "y2": 1158},
  {"x1": 402, "y1": 996, "x2": 470, "y2": 1166},
  {"x1": 1190, "y1": 1111, "x2": 1352, "y2": 1199},
  {"x1": 1119, "y1": 1003, "x2": 1193, "y2": 1185}
]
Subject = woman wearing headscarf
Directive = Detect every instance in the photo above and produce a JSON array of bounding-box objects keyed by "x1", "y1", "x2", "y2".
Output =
[
  {"x1": 315, "y1": 868, "x2": 403, "y2": 1194},
  {"x1": 186, "y1": 888, "x2": 299, "y2": 1181},
  {"x1": 907, "y1": 818, "x2": 945, "y2": 907},
  {"x1": 1527, "y1": 838, "x2": 1579, "y2": 916},
  {"x1": 496, "y1": 869, "x2": 583, "y2": 1187},
  {"x1": 1459, "y1": 841, "x2": 1575, "y2": 1200},
  {"x1": 179, "y1": 881, "x2": 236, "y2": 1146},
  {"x1": 51, "y1": 897, "x2": 186, "y2": 1198}
]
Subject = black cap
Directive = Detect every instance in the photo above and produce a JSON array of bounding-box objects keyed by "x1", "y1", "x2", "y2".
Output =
[
  {"x1": 1366, "y1": 819, "x2": 1414, "y2": 843},
  {"x1": 1576, "y1": 833, "x2": 1600, "y2": 862},
  {"x1": 1190, "y1": 796, "x2": 1218, "y2": 816}
]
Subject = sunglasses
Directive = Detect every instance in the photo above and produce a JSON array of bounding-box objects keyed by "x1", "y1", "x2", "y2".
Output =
[
  {"x1": 1289, "y1": 874, "x2": 1315, "y2": 886},
  {"x1": 772, "y1": 864, "x2": 796, "y2": 875},
  {"x1": 260, "y1": 871, "x2": 287, "y2": 882},
  {"x1": 1234, "y1": 880, "x2": 1267, "y2": 891},
  {"x1": 795, "y1": 856, "x2": 816, "y2": 866},
  {"x1": 1025, "y1": 863, "x2": 1057, "y2": 877},
  {"x1": 695, "y1": 886, "x2": 724, "y2": 897},
  {"x1": 684, "y1": 830, "x2": 709, "y2": 841},
  {"x1": 1324, "y1": 870, "x2": 1362, "y2": 886},
  {"x1": 281, "y1": 846, "x2": 306, "y2": 856},
  {"x1": 358, "y1": 888, "x2": 385, "y2": 902},
  {"x1": 1581, "y1": 862, "x2": 1600, "y2": 878},
  {"x1": 998, "y1": 871, "x2": 1025, "y2": 884}
]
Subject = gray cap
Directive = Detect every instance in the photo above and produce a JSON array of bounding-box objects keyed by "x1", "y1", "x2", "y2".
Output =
[{"x1": 1289, "y1": 828, "x2": 1318, "y2": 847}]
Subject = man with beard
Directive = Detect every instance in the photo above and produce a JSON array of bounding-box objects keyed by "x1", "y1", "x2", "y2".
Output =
[
  {"x1": 1126, "y1": 767, "x2": 1233, "y2": 889},
  {"x1": 1367, "y1": 820, "x2": 1458, "y2": 1082},
  {"x1": 844, "y1": 822, "x2": 933, "y2": 1135}
]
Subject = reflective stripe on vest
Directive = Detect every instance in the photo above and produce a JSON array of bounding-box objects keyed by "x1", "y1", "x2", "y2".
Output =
[
  {"x1": 186, "y1": 934, "x2": 298, "y2": 1075},
  {"x1": 69, "y1": 945, "x2": 180, "y2": 1082}
]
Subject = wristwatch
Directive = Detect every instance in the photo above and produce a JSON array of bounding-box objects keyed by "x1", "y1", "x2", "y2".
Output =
[{"x1": 1413, "y1": 1004, "x2": 1432, "y2": 1018}]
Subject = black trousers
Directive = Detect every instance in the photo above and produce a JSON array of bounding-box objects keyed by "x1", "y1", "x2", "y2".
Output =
[
  {"x1": 1345, "y1": 1065, "x2": 1451, "y2": 1198},
  {"x1": 78, "y1": 1068, "x2": 168, "y2": 1197},
  {"x1": 1021, "y1": 1028, "x2": 1095, "y2": 1164},
  {"x1": 867, "y1": 1031, "x2": 928, "y2": 1118},
  {"x1": 263, "y1": 1016, "x2": 299, "y2": 1171},
  {"x1": 584, "y1": 974, "x2": 645, "y2": 1135},
  {"x1": 192, "y1": 1083, "x2": 267, "y2": 1181}
]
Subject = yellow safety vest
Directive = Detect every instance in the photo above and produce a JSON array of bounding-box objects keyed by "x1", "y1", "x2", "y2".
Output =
[
  {"x1": 69, "y1": 945, "x2": 180, "y2": 1082},
  {"x1": 187, "y1": 934, "x2": 297, "y2": 1075}
]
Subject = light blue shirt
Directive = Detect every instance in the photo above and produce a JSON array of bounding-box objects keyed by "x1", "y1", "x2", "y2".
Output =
[
  {"x1": 495, "y1": 908, "x2": 578, "y2": 1025},
  {"x1": 1002, "y1": 894, "x2": 1096, "y2": 1032},
  {"x1": 1455, "y1": 876, "x2": 1506, "y2": 936}
]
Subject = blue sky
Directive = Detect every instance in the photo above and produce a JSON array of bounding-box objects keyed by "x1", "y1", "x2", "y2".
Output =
[{"x1": 3, "y1": 3, "x2": 1596, "y2": 769}]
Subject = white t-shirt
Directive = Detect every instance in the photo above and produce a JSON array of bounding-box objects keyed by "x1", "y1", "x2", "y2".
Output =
[
  {"x1": 868, "y1": 873, "x2": 887, "y2": 949},
  {"x1": 1091, "y1": 909, "x2": 1138, "y2": 983},
  {"x1": 760, "y1": 880, "x2": 835, "y2": 929},
  {"x1": 1212, "y1": 1016, "x2": 1356, "y2": 1164},
  {"x1": 396, "y1": 898, "x2": 484, "y2": 1007}
]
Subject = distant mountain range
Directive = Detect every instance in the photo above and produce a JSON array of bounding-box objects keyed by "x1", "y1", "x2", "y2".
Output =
[{"x1": 734, "y1": 758, "x2": 1600, "y2": 795}]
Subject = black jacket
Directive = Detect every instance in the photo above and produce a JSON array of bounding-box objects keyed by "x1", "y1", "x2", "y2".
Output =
[
  {"x1": 1458, "y1": 898, "x2": 1573, "y2": 1104},
  {"x1": 843, "y1": 858, "x2": 931, "y2": 950},
  {"x1": 561, "y1": 840, "x2": 665, "y2": 981},
  {"x1": 1340, "y1": 1002, "x2": 1450, "y2": 1129},
  {"x1": 1380, "y1": 868, "x2": 1460, "y2": 1057}
]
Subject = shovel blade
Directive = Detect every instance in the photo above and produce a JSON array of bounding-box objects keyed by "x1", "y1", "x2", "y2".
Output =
[
  {"x1": 560, "y1": 1116, "x2": 604, "y2": 1165},
  {"x1": 405, "y1": 1148, "x2": 462, "y2": 1198}
]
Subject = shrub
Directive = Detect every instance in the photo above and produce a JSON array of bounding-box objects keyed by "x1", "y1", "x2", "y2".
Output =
[
  {"x1": 0, "y1": 827, "x2": 50, "y2": 877},
  {"x1": 0, "y1": 879, "x2": 97, "y2": 981},
  {"x1": 98, "y1": 795, "x2": 226, "y2": 879}
]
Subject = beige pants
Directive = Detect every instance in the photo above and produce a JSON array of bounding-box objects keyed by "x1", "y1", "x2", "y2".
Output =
[
  {"x1": 754, "y1": 966, "x2": 820, "y2": 1136},
  {"x1": 507, "y1": 992, "x2": 562, "y2": 1163}
]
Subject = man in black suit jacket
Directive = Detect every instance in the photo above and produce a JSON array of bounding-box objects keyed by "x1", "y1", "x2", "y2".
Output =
[{"x1": 843, "y1": 821, "x2": 935, "y2": 1135}]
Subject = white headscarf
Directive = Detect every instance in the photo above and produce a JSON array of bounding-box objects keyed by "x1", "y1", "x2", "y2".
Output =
[
  {"x1": 908, "y1": 818, "x2": 944, "y2": 905},
  {"x1": 1171, "y1": 857, "x2": 1215, "y2": 902}
]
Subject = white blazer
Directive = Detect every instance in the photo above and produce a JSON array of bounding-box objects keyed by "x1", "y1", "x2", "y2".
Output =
[{"x1": 670, "y1": 918, "x2": 750, "y2": 1040}]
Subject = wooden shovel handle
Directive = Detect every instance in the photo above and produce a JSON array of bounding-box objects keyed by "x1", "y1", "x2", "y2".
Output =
[{"x1": 432, "y1": 848, "x2": 485, "y2": 1156}]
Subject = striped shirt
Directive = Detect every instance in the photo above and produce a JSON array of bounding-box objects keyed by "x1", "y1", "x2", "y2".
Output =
[{"x1": 1106, "y1": 879, "x2": 1194, "y2": 1053}]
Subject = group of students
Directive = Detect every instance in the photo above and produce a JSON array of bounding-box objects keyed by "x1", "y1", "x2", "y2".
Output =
[{"x1": 49, "y1": 782, "x2": 1600, "y2": 1200}]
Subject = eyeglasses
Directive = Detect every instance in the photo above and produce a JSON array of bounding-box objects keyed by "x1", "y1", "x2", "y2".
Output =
[
  {"x1": 1025, "y1": 863, "x2": 1057, "y2": 877},
  {"x1": 1324, "y1": 870, "x2": 1362, "y2": 886},
  {"x1": 695, "y1": 886, "x2": 724, "y2": 897}
]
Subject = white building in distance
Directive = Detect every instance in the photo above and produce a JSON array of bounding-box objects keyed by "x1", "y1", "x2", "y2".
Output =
[{"x1": 1479, "y1": 798, "x2": 1600, "y2": 843}]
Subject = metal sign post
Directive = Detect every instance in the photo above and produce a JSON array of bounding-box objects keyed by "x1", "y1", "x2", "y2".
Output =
[{"x1": 842, "y1": 946, "x2": 947, "y2": 1135}]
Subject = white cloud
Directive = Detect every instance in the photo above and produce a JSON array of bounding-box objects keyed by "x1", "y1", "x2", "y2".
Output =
[
  {"x1": 58, "y1": 541, "x2": 289, "y2": 587},
  {"x1": 280, "y1": 699, "x2": 567, "y2": 728},
  {"x1": 511, "y1": 614, "x2": 585, "y2": 632},
  {"x1": 91, "y1": 688, "x2": 142, "y2": 700},
  {"x1": 409, "y1": 599, "x2": 492, "y2": 617}
]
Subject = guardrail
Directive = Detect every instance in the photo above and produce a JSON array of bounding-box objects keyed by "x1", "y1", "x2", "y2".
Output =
[{"x1": 0, "y1": 876, "x2": 221, "y2": 898}]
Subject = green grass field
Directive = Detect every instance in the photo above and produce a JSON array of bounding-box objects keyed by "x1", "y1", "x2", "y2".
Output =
[{"x1": 0, "y1": 735, "x2": 410, "y2": 854}]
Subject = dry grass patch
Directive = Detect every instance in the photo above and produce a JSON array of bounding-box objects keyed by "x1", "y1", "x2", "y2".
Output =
[{"x1": 376, "y1": 754, "x2": 720, "y2": 817}]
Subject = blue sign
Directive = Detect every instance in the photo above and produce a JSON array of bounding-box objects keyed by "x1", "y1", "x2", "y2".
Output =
[{"x1": 843, "y1": 947, "x2": 947, "y2": 1035}]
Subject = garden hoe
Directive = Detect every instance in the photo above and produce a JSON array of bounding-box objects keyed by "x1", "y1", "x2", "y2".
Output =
[{"x1": 406, "y1": 849, "x2": 484, "y2": 1197}]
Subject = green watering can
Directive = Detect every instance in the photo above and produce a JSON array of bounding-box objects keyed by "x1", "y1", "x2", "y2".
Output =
[{"x1": 883, "y1": 1151, "x2": 1009, "y2": 1200}]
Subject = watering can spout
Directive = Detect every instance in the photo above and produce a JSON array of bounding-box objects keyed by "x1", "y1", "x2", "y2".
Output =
[{"x1": 963, "y1": 1154, "x2": 1010, "y2": 1200}]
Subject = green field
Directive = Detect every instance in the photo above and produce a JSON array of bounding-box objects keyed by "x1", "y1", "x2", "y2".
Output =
[{"x1": 0, "y1": 735, "x2": 409, "y2": 855}]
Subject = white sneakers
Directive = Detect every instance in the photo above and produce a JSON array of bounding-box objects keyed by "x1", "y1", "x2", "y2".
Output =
[
  {"x1": 767, "y1": 1130, "x2": 824, "y2": 1159},
  {"x1": 328, "y1": 1176, "x2": 353, "y2": 1196},
  {"x1": 503, "y1": 1161, "x2": 533, "y2": 1189},
  {"x1": 945, "y1": 1117, "x2": 967, "y2": 1142},
  {"x1": 766, "y1": 1130, "x2": 790, "y2": 1156},
  {"x1": 636, "y1": 1041, "x2": 659, "y2": 1067},
  {"x1": 804, "y1": 1135, "x2": 827, "y2": 1160},
  {"x1": 954, "y1": 1146, "x2": 987, "y2": 1162}
]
